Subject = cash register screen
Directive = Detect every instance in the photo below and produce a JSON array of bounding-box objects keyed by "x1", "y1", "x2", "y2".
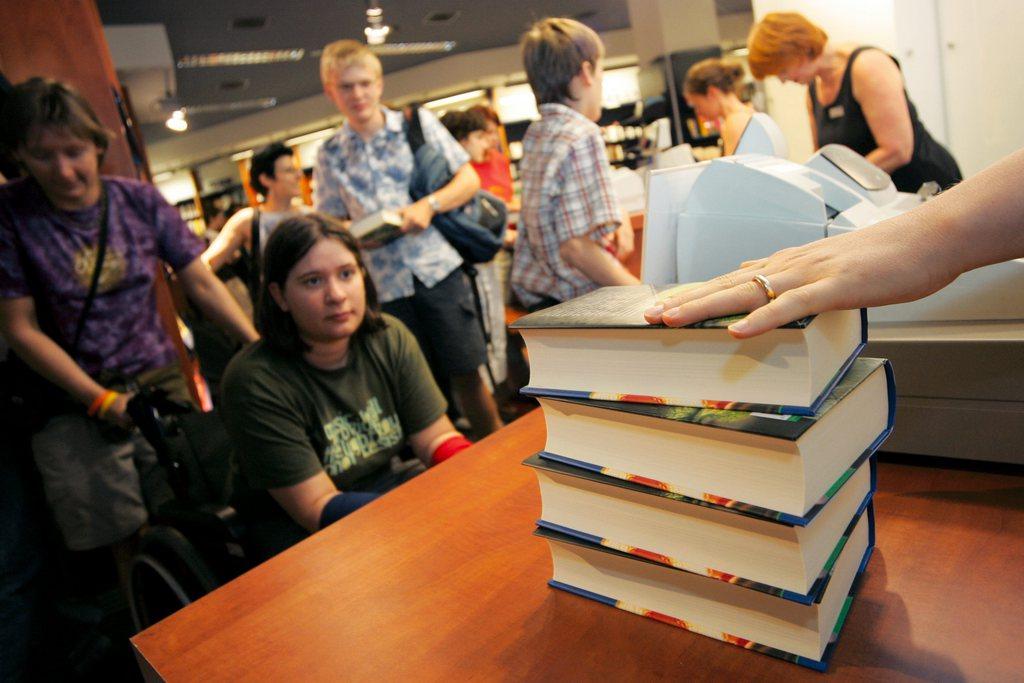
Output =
[{"x1": 820, "y1": 144, "x2": 891, "y2": 191}]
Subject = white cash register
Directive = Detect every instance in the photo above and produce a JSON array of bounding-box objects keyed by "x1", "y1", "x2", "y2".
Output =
[{"x1": 642, "y1": 120, "x2": 1024, "y2": 464}]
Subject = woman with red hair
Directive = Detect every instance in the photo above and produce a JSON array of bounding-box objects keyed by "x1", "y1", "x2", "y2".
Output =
[{"x1": 747, "y1": 12, "x2": 960, "y2": 192}]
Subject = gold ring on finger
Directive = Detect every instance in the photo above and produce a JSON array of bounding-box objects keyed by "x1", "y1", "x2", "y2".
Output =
[{"x1": 752, "y1": 274, "x2": 777, "y2": 302}]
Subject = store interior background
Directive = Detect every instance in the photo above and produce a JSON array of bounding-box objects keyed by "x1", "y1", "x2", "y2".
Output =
[{"x1": 75, "y1": 0, "x2": 1024, "y2": 231}]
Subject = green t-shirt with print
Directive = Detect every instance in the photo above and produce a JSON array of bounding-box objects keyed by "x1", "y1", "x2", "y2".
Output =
[{"x1": 221, "y1": 314, "x2": 447, "y2": 491}]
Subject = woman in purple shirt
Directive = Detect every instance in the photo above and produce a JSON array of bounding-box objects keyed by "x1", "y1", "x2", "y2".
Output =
[{"x1": 0, "y1": 78, "x2": 257, "y2": 572}]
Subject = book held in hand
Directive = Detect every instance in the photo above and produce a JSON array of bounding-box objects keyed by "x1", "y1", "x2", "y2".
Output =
[
  {"x1": 349, "y1": 209, "x2": 404, "y2": 245},
  {"x1": 510, "y1": 285, "x2": 867, "y2": 415},
  {"x1": 535, "y1": 357, "x2": 894, "y2": 519}
]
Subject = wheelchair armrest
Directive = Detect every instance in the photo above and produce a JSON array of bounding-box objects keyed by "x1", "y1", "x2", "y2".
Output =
[{"x1": 153, "y1": 499, "x2": 246, "y2": 545}]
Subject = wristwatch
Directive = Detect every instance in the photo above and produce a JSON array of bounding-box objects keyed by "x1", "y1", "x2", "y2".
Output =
[{"x1": 427, "y1": 194, "x2": 442, "y2": 213}]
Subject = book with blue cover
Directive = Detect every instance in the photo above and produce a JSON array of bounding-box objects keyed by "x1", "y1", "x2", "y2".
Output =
[
  {"x1": 511, "y1": 284, "x2": 867, "y2": 416},
  {"x1": 527, "y1": 452, "x2": 876, "y2": 598},
  {"x1": 537, "y1": 503, "x2": 875, "y2": 671},
  {"x1": 533, "y1": 357, "x2": 894, "y2": 520}
]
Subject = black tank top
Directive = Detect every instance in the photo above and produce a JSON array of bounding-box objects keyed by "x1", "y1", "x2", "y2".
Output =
[{"x1": 810, "y1": 46, "x2": 961, "y2": 192}]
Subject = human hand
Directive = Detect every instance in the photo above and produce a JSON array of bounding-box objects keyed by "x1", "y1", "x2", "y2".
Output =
[
  {"x1": 502, "y1": 228, "x2": 517, "y2": 250},
  {"x1": 400, "y1": 199, "x2": 434, "y2": 234},
  {"x1": 100, "y1": 391, "x2": 136, "y2": 429},
  {"x1": 643, "y1": 224, "x2": 956, "y2": 338},
  {"x1": 613, "y1": 220, "x2": 635, "y2": 262}
]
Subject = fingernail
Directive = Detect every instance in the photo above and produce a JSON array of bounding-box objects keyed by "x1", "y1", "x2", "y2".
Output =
[
  {"x1": 644, "y1": 304, "x2": 664, "y2": 317},
  {"x1": 729, "y1": 318, "x2": 750, "y2": 334},
  {"x1": 663, "y1": 308, "x2": 685, "y2": 324}
]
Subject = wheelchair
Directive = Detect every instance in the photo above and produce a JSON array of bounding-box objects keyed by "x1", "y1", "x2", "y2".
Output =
[{"x1": 126, "y1": 389, "x2": 254, "y2": 631}]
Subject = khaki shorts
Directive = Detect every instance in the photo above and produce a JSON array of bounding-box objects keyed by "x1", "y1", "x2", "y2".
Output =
[{"x1": 30, "y1": 365, "x2": 189, "y2": 551}]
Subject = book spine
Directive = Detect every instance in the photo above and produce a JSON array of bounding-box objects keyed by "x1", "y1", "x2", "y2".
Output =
[{"x1": 807, "y1": 337, "x2": 867, "y2": 414}]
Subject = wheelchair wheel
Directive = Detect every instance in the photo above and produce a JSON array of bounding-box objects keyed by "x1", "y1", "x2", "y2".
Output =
[{"x1": 129, "y1": 525, "x2": 220, "y2": 631}]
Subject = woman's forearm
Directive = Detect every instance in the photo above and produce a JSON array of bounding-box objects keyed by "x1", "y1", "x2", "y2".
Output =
[
  {"x1": 178, "y1": 259, "x2": 259, "y2": 343},
  {"x1": 888, "y1": 147, "x2": 1024, "y2": 279},
  {"x1": 865, "y1": 145, "x2": 912, "y2": 174},
  {"x1": 2, "y1": 317, "x2": 105, "y2": 405}
]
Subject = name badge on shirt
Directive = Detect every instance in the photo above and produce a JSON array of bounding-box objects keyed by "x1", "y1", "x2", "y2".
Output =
[{"x1": 828, "y1": 105, "x2": 845, "y2": 120}]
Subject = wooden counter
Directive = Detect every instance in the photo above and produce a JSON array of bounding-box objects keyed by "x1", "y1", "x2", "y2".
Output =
[{"x1": 132, "y1": 411, "x2": 1023, "y2": 681}]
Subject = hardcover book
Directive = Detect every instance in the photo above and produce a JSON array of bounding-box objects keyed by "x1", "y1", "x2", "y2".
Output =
[
  {"x1": 538, "y1": 504, "x2": 875, "y2": 671},
  {"x1": 510, "y1": 284, "x2": 867, "y2": 415},
  {"x1": 349, "y1": 208, "x2": 403, "y2": 245},
  {"x1": 536, "y1": 357, "x2": 894, "y2": 518},
  {"x1": 527, "y1": 453, "x2": 875, "y2": 597}
]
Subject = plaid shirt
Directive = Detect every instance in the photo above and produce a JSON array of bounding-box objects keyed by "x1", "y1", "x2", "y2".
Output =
[
  {"x1": 512, "y1": 104, "x2": 620, "y2": 308},
  {"x1": 314, "y1": 107, "x2": 467, "y2": 303}
]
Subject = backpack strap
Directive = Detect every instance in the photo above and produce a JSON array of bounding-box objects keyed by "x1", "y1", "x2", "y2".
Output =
[
  {"x1": 248, "y1": 207, "x2": 262, "y2": 297},
  {"x1": 404, "y1": 105, "x2": 426, "y2": 154}
]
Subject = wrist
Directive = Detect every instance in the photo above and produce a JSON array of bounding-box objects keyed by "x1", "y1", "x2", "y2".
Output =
[
  {"x1": 88, "y1": 389, "x2": 120, "y2": 418},
  {"x1": 427, "y1": 193, "x2": 442, "y2": 214},
  {"x1": 318, "y1": 491, "x2": 380, "y2": 529},
  {"x1": 431, "y1": 434, "x2": 472, "y2": 466}
]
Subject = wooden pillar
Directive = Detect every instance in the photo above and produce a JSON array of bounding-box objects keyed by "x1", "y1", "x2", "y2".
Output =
[
  {"x1": 0, "y1": 0, "x2": 209, "y2": 407},
  {"x1": 0, "y1": 0, "x2": 141, "y2": 178}
]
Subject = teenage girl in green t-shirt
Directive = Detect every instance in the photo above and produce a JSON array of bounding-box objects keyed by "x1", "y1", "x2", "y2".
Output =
[{"x1": 222, "y1": 213, "x2": 472, "y2": 552}]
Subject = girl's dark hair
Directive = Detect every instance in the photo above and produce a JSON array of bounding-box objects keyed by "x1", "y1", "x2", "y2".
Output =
[
  {"x1": 257, "y1": 212, "x2": 386, "y2": 353},
  {"x1": 440, "y1": 108, "x2": 489, "y2": 143},
  {"x1": 0, "y1": 77, "x2": 112, "y2": 159},
  {"x1": 248, "y1": 142, "x2": 294, "y2": 195}
]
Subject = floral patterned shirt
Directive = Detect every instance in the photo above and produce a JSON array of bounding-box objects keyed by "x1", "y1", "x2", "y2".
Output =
[{"x1": 314, "y1": 107, "x2": 467, "y2": 303}]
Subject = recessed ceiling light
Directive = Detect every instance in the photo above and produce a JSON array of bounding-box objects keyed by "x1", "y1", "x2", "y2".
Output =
[
  {"x1": 230, "y1": 16, "x2": 268, "y2": 30},
  {"x1": 177, "y1": 49, "x2": 305, "y2": 68},
  {"x1": 423, "y1": 10, "x2": 460, "y2": 24},
  {"x1": 219, "y1": 79, "x2": 250, "y2": 92}
]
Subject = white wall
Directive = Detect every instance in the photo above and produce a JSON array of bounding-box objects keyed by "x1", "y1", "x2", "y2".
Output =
[
  {"x1": 718, "y1": 12, "x2": 754, "y2": 45},
  {"x1": 938, "y1": 0, "x2": 1024, "y2": 177},
  {"x1": 892, "y1": 0, "x2": 948, "y2": 146},
  {"x1": 153, "y1": 169, "x2": 197, "y2": 205}
]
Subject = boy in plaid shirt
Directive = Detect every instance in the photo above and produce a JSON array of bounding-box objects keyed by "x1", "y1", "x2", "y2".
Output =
[{"x1": 512, "y1": 18, "x2": 639, "y2": 311}]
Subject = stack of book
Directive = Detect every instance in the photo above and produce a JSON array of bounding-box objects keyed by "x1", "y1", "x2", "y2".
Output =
[{"x1": 511, "y1": 285, "x2": 894, "y2": 671}]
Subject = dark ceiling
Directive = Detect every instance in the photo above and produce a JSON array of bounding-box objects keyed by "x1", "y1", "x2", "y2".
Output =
[{"x1": 97, "y1": 0, "x2": 751, "y2": 144}]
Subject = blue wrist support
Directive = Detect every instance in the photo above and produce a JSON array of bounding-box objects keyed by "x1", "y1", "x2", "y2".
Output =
[{"x1": 319, "y1": 491, "x2": 379, "y2": 529}]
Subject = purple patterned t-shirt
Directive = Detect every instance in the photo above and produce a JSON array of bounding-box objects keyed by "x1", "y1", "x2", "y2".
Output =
[{"x1": 0, "y1": 176, "x2": 204, "y2": 378}]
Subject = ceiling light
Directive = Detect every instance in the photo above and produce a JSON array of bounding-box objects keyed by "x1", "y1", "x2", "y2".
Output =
[
  {"x1": 364, "y1": 24, "x2": 391, "y2": 45},
  {"x1": 426, "y1": 89, "x2": 486, "y2": 109},
  {"x1": 183, "y1": 98, "x2": 278, "y2": 114},
  {"x1": 364, "y1": 2, "x2": 391, "y2": 46},
  {"x1": 166, "y1": 109, "x2": 188, "y2": 132},
  {"x1": 231, "y1": 150, "x2": 254, "y2": 162},
  {"x1": 177, "y1": 49, "x2": 305, "y2": 68},
  {"x1": 284, "y1": 128, "x2": 336, "y2": 147},
  {"x1": 370, "y1": 41, "x2": 456, "y2": 55}
]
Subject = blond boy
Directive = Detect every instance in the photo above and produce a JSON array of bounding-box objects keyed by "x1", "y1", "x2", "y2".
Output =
[{"x1": 314, "y1": 40, "x2": 502, "y2": 437}]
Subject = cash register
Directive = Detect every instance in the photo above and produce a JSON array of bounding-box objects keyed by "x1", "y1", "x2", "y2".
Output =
[{"x1": 642, "y1": 123, "x2": 1024, "y2": 464}]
